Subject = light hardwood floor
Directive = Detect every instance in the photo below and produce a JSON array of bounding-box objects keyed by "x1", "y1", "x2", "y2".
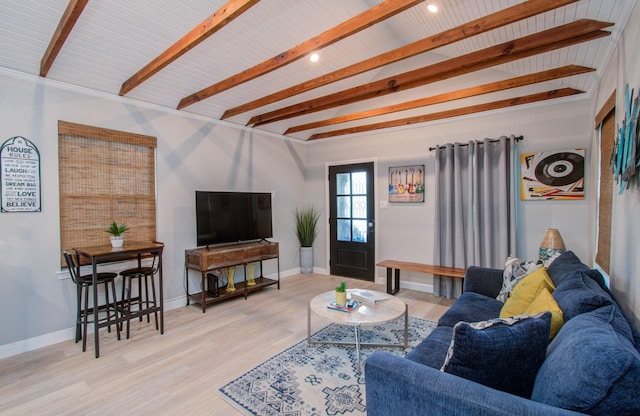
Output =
[{"x1": 0, "y1": 274, "x2": 454, "y2": 416}]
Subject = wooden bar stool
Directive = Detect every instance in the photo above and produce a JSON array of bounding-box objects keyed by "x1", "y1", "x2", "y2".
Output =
[
  {"x1": 120, "y1": 253, "x2": 159, "y2": 338},
  {"x1": 63, "y1": 250, "x2": 121, "y2": 352}
]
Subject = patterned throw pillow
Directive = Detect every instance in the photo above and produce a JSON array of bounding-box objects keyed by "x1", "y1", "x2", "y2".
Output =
[
  {"x1": 497, "y1": 256, "x2": 541, "y2": 302},
  {"x1": 441, "y1": 312, "x2": 551, "y2": 398},
  {"x1": 543, "y1": 251, "x2": 563, "y2": 268}
]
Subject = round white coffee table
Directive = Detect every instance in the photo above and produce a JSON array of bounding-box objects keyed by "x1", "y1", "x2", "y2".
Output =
[{"x1": 307, "y1": 289, "x2": 408, "y2": 372}]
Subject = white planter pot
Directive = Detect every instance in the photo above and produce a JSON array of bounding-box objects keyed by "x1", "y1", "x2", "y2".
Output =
[
  {"x1": 110, "y1": 236, "x2": 124, "y2": 248},
  {"x1": 300, "y1": 247, "x2": 313, "y2": 274}
]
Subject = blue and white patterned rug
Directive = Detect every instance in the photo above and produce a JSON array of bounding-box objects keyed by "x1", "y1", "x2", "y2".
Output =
[{"x1": 219, "y1": 316, "x2": 437, "y2": 415}]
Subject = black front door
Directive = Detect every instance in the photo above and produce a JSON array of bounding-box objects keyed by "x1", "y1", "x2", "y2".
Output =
[{"x1": 329, "y1": 162, "x2": 375, "y2": 280}]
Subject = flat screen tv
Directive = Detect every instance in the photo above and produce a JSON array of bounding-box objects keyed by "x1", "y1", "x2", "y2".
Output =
[{"x1": 195, "y1": 191, "x2": 273, "y2": 247}]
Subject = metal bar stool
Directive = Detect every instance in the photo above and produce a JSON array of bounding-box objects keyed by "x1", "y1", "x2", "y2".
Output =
[
  {"x1": 63, "y1": 250, "x2": 121, "y2": 352},
  {"x1": 120, "y1": 252, "x2": 159, "y2": 338}
]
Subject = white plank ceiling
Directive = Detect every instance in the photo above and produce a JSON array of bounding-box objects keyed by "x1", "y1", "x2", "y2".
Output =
[{"x1": 0, "y1": 0, "x2": 637, "y2": 141}]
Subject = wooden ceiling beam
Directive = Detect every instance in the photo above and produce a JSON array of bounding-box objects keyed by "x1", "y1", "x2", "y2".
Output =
[
  {"x1": 285, "y1": 65, "x2": 595, "y2": 134},
  {"x1": 222, "y1": 0, "x2": 580, "y2": 119},
  {"x1": 176, "y1": 0, "x2": 426, "y2": 109},
  {"x1": 40, "y1": 0, "x2": 89, "y2": 77},
  {"x1": 308, "y1": 88, "x2": 584, "y2": 140},
  {"x1": 119, "y1": 0, "x2": 260, "y2": 96},
  {"x1": 249, "y1": 20, "x2": 612, "y2": 126}
]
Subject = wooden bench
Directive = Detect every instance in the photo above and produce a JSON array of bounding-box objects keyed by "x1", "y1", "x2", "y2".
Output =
[{"x1": 376, "y1": 260, "x2": 466, "y2": 295}]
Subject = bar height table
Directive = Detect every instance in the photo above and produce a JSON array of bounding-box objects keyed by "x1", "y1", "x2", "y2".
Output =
[{"x1": 74, "y1": 241, "x2": 165, "y2": 358}]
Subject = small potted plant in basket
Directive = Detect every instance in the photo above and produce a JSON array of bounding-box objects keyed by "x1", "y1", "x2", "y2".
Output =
[
  {"x1": 105, "y1": 221, "x2": 129, "y2": 248},
  {"x1": 335, "y1": 281, "x2": 347, "y2": 306}
]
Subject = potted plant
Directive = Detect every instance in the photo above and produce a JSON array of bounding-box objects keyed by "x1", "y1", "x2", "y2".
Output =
[
  {"x1": 295, "y1": 205, "x2": 320, "y2": 274},
  {"x1": 335, "y1": 281, "x2": 347, "y2": 306},
  {"x1": 105, "y1": 221, "x2": 129, "y2": 248}
]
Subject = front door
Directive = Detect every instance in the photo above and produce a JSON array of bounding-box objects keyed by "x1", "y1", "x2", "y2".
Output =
[{"x1": 329, "y1": 162, "x2": 375, "y2": 280}]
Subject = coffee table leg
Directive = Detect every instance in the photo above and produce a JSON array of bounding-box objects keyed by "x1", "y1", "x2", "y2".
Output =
[
  {"x1": 355, "y1": 324, "x2": 361, "y2": 373},
  {"x1": 403, "y1": 304, "x2": 408, "y2": 348},
  {"x1": 307, "y1": 302, "x2": 311, "y2": 345}
]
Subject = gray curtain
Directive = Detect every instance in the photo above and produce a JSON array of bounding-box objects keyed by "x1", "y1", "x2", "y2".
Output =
[{"x1": 433, "y1": 136, "x2": 517, "y2": 298}]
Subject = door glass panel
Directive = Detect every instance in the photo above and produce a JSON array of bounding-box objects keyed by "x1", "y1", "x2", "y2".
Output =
[
  {"x1": 334, "y1": 169, "x2": 369, "y2": 243},
  {"x1": 336, "y1": 173, "x2": 351, "y2": 195},
  {"x1": 352, "y1": 196, "x2": 367, "y2": 219},
  {"x1": 352, "y1": 220, "x2": 367, "y2": 242},
  {"x1": 352, "y1": 171, "x2": 366, "y2": 194},
  {"x1": 337, "y1": 219, "x2": 351, "y2": 241},
  {"x1": 337, "y1": 196, "x2": 351, "y2": 218}
]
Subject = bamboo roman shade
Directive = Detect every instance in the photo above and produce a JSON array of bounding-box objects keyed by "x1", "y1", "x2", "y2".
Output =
[
  {"x1": 594, "y1": 91, "x2": 615, "y2": 275},
  {"x1": 58, "y1": 121, "x2": 156, "y2": 264}
]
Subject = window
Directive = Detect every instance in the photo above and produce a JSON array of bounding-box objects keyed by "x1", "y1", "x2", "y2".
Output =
[{"x1": 58, "y1": 121, "x2": 156, "y2": 265}]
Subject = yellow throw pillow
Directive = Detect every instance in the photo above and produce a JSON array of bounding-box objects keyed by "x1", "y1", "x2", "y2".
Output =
[
  {"x1": 500, "y1": 267, "x2": 555, "y2": 318},
  {"x1": 524, "y1": 288, "x2": 564, "y2": 340}
]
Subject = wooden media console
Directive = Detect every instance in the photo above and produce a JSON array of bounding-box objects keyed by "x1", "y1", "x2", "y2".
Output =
[{"x1": 185, "y1": 240, "x2": 279, "y2": 312}]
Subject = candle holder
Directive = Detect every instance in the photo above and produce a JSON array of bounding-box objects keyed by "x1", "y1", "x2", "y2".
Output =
[{"x1": 225, "y1": 266, "x2": 236, "y2": 292}]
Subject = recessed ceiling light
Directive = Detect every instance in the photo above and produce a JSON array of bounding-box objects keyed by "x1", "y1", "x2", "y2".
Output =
[
  {"x1": 427, "y1": 4, "x2": 438, "y2": 13},
  {"x1": 310, "y1": 53, "x2": 319, "y2": 63}
]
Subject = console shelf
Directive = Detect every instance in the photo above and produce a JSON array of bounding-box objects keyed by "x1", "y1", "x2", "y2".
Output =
[{"x1": 185, "y1": 241, "x2": 280, "y2": 312}]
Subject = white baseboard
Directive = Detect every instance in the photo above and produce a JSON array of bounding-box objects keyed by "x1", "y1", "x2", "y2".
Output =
[
  {"x1": 0, "y1": 294, "x2": 185, "y2": 360},
  {"x1": 4, "y1": 269, "x2": 418, "y2": 359},
  {"x1": 0, "y1": 268, "x2": 302, "y2": 359},
  {"x1": 0, "y1": 328, "x2": 76, "y2": 360},
  {"x1": 312, "y1": 272, "x2": 433, "y2": 293},
  {"x1": 400, "y1": 280, "x2": 434, "y2": 293},
  {"x1": 374, "y1": 276, "x2": 433, "y2": 294}
]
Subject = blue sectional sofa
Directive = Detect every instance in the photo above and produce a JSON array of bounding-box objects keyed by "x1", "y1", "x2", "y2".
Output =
[{"x1": 365, "y1": 251, "x2": 640, "y2": 416}]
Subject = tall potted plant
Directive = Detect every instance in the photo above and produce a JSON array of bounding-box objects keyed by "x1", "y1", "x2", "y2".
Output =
[{"x1": 295, "y1": 205, "x2": 320, "y2": 274}]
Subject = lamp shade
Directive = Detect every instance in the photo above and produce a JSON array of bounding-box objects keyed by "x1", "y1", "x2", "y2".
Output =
[{"x1": 539, "y1": 228, "x2": 566, "y2": 264}]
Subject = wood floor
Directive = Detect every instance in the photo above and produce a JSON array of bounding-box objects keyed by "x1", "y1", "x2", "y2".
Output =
[{"x1": 0, "y1": 274, "x2": 454, "y2": 416}]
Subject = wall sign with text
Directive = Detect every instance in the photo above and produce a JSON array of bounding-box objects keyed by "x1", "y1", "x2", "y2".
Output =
[{"x1": 1, "y1": 136, "x2": 41, "y2": 212}]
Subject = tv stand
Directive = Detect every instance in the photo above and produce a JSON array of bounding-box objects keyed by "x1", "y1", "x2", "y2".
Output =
[{"x1": 184, "y1": 241, "x2": 279, "y2": 312}]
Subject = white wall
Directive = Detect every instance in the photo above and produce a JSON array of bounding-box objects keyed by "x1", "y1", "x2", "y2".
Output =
[
  {"x1": 2, "y1": 1, "x2": 639, "y2": 353},
  {"x1": 592, "y1": 0, "x2": 640, "y2": 324},
  {"x1": 0, "y1": 71, "x2": 307, "y2": 350},
  {"x1": 306, "y1": 98, "x2": 594, "y2": 291}
]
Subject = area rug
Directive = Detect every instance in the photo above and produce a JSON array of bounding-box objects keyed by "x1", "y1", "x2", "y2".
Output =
[{"x1": 218, "y1": 316, "x2": 437, "y2": 416}]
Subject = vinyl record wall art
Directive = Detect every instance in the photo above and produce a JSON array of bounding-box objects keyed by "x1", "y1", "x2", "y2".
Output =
[{"x1": 520, "y1": 149, "x2": 585, "y2": 200}]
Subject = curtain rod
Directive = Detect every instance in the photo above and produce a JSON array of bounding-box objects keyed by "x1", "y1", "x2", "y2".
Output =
[{"x1": 428, "y1": 135, "x2": 524, "y2": 152}]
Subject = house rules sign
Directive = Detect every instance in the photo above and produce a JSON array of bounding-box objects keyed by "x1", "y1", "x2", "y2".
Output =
[{"x1": 1, "y1": 136, "x2": 41, "y2": 212}]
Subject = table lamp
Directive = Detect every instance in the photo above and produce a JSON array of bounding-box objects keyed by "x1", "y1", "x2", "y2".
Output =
[{"x1": 539, "y1": 228, "x2": 566, "y2": 264}]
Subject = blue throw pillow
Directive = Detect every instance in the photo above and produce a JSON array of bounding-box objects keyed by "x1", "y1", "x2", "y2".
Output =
[
  {"x1": 552, "y1": 270, "x2": 615, "y2": 321},
  {"x1": 441, "y1": 312, "x2": 551, "y2": 398},
  {"x1": 437, "y1": 292, "x2": 504, "y2": 327},
  {"x1": 546, "y1": 251, "x2": 590, "y2": 287},
  {"x1": 405, "y1": 326, "x2": 454, "y2": 369},
  {"x1": 531, "y1": 305, "x2": 640, "y2": 415}
]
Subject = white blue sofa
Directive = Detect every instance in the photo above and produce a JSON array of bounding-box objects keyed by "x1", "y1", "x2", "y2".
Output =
[{"x1": 365, "y1": 251, "x2": 640, "y2": 415}]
